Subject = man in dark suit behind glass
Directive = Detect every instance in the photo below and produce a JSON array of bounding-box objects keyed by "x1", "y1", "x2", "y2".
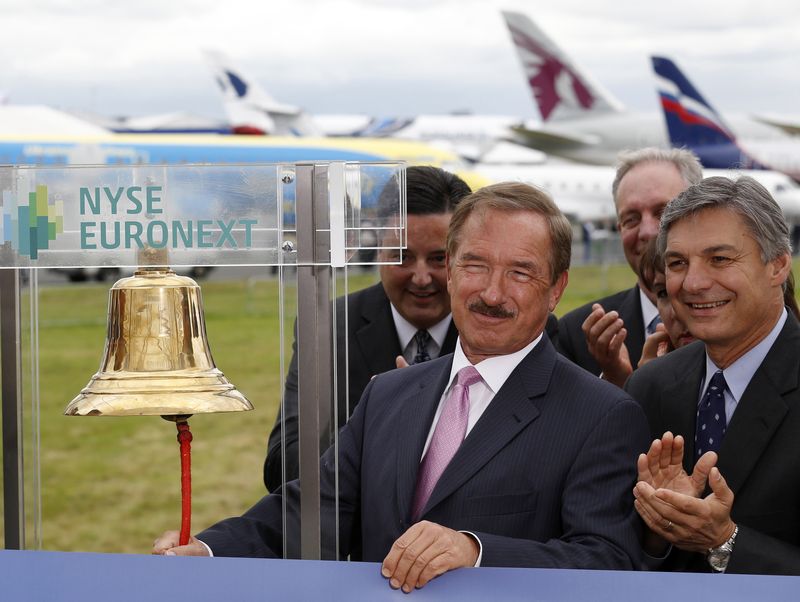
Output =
[{"x1": 263, "y1": 166, "x2": 469, "y2": 491}]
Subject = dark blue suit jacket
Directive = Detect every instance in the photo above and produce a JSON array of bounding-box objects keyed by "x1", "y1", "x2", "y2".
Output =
[
  {"x1": 627, "y1": 314, "x2": 800, "y2": 575},
  {"x1": 557, "y1": 286, "x2": 646, "y2": 375},
  {"x1": 202, "y1": 335, "x2": 649, "y2": 569},
  {"x1": 263, "y1": 283, "x2": 459, "y2": 491},
  {"x1": 264, "y1": 282, "x2": 559, "y2": 492}
]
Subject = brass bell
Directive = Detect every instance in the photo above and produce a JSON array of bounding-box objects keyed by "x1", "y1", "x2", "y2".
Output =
[{"x1": 65, "y1": 266, "x2": 252, "y2": 417}]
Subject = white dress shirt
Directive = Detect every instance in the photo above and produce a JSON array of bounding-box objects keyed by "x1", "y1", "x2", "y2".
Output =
[
  {"x1": 700, "y1": 308, "x2": 787, "y2": 424},
  {"x1": 390, "y1": 305, "x2": 453, "y2": 364},
  {"x1": 420, "y1": 333, "x2": 543, "y2": 457},
  {"x1": 639, "y1": 288, "x2": 659, "y2": 336}
]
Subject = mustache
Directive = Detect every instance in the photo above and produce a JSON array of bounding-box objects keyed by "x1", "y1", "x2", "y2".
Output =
[{"x1": 468, "y1": 299, "x2": 515, "y2": 319}]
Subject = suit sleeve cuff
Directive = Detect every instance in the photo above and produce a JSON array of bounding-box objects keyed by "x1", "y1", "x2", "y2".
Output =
[
  {"x1": 459, "y1": 530, "x2": 483, "y2": 567},
  {"x1": 642, "y1": 544, "x2": 671, "y2": 570}
]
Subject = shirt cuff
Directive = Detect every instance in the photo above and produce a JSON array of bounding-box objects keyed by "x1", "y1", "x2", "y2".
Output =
[
  {"x1": 197, "y1": 539, "x2": 214, "y2": 557},
  {"x1": 459, "y1": 530, "x2": 483, "y2": 567}
]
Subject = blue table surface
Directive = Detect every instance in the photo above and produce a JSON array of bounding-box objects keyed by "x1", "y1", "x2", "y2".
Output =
[{"x1": 1, "y1": 549, "x2": 799, "y2": 601}]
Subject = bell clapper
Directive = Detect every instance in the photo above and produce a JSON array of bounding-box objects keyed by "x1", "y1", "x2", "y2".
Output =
[{"x1": 164, "y1": 414, "x2": 193, "y2": 547}]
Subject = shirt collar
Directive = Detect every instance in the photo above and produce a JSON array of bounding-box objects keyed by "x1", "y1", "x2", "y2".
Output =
[
  {"x1": 447, "y1": 332, "x2": 544, "y2": 395},
  {"x1": 703, "y1": 307, "x2": 787, "y2": 402},
  {"x1": 639, "y1": 287, "x2": 659, "y2": 334},
  {"x1": 390, "y1": 303, "x2": 452, "y2": 351}
]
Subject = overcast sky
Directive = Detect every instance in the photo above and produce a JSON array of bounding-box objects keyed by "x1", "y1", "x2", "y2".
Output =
[{"x1": 3, "y1": 0, "x2": 799, "y2": 121}]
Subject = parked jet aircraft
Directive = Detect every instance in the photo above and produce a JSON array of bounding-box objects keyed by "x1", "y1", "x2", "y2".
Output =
[
  {"x1": 202, "y1": 49, "x2": 545, "y2": 163},
  {"x1": 501, "y1": 11, "x2": 789, "y2": 165},
  {"x1": 652, "y1": 56, "x2": 800, "y2": 181},
  {"x1": 355, "y1": 113, "x2": 535, "y2": 164},
  {"x1": 474, "y1": 161, "x2": 800, "y2": 225},
  {"x1": 0, "y1": 105, "x2": 110, "y2": 136},
  {"x1": 0, "y1": 131, "x2": 477, "y2": 174}
]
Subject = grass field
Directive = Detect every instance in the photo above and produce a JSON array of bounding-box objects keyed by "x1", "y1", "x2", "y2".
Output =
[{"x1": 2, "y1": 263, "x2": 639, "y2": 553}]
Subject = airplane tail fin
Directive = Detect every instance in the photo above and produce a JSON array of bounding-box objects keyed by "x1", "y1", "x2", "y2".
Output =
[
  {"x1": 203, "y1": 50, "x2": 321, "y2": 136},
  {"x1": 501, "y1": 11, "x2": 623, "y2": 122},
  {"x1": 651, "y1": 55, "x2": 764, "y2": 169}
]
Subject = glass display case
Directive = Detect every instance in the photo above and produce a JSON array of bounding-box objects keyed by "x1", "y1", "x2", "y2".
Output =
[{"x1": 0, "y1": 161, "x2": 405, "y2": 558}]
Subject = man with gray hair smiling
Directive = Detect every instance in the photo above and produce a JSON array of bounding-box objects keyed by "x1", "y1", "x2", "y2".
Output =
[
  {"x1": 627, "y1": 176, "x2": 800, "y2": 574},
  {"x1": 558, "y1": 147, "x2": 702, "y2": 385}
]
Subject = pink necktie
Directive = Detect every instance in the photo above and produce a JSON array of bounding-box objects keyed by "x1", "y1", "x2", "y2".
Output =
[{"x1": 411, "y1": 365, "x2": 482, "y2": 521}]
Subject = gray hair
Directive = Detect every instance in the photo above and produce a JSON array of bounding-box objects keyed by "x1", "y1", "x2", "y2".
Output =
[
  {"x1": 612, "y1": 147, "x2": 703, "y2": 205},
  {"x1": 656, "y1": 175, "x2": 791, "y2": 262}
]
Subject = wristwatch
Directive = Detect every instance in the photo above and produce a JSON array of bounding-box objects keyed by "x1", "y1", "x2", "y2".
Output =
[{"x1": 707, "y1": 524, "x2": 738, "y2": 573}]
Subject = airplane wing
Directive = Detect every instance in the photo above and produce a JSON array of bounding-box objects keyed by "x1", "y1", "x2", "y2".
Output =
[
  {"x1": 509, "y1": 123, "x2": 598, "y2": 151},
  {"x1": 752, "y1": 114, "x2": 800, "y2": 137}
]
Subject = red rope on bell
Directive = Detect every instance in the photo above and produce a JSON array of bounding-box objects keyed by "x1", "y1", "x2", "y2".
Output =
[{"x1": 176, "y1": 420, "x2": 193, "y2": 546}]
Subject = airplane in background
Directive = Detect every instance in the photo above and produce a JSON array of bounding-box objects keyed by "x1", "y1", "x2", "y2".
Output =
[
  {"x1": 652, "y1": 56, "x2": 800, "y2": 181},
  {"x1": 202, "y1": 49, "x2": 544, "y2": 164},
  {"x1": 204, "y1": 49, "x2": 322, "y2": 136},
  {"x1": 3, "y1": 109, "x2": 796, "y2": 227},
  {"x1": 0, "y1": 105, "x2": 111, "y2": 137},
  {"x1": 0, "y1": 130, "x2": 482, "y2": 187},
  {"x1": 353, "y1": 113, "x2": 539, "y2": 164},
  {"x1": 69, "y1": 109, "x2": 232, "y2": 135},
  {"x1": 501, "y1": 11, "x2": 791, "y2": 165},
  {"x1": 0, "y1": 124, "x2": 489, "y2": 280},
  {"x1": 473, "y1": 161, "x2": 800, "y2": 226}
]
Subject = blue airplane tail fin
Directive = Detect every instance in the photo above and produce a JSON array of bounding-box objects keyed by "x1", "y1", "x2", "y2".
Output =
[{"x1": 652, "y1": 56, "x2": 764, "y2": 170}]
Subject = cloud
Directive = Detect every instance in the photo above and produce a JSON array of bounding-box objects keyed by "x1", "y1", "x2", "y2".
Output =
[{"x1": 1, "y1": 0, "x2": 798, "y2": 117}]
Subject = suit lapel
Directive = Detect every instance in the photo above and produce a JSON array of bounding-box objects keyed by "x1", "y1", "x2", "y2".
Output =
[
  {"x1": 621, "y1": 286, "x2": 646, "y2": 365},
  {"x1": 353, "y1": 285, "x2": 402, "y2": 377},
  {"x1": 441, "y1": 320, "x2": 459, "y2": 355},
  {"x1": 395, "y1": 358, "x2": 453, "y2": 524},
  {"x1": 659, "y1": 346, "x2": 705, "y2": 472},
  {"x1": 717, "y1": 318, "x2": 800, "y2": 494},
  {"x1": 418, "y1": 339, "x2": 553, "y2": 518}
]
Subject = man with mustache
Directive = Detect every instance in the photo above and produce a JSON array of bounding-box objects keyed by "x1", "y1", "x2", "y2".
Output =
[
  {"x1": 628, "y1": 176, "x2": 800, "y2": 574},
  {"x1": 264, "y1": 167, "x2": 559, "y2": 492},
  {"x1": 154, "y1": 182, "x2": 649, "y2": 591}
]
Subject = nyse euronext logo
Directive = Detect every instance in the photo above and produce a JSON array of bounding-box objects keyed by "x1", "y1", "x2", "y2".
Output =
[{"x1": 1, "y1": 185, "x2": 64, "y2": 259}]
